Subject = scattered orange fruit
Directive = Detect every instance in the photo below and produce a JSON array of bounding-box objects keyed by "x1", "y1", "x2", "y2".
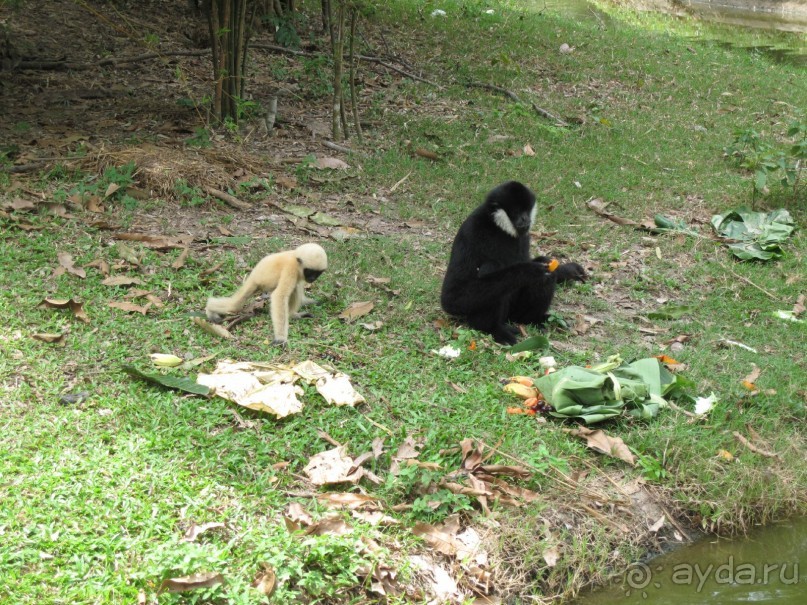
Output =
[{"x1": 548, "y1": 258, "x2": 559, "y2": 272}]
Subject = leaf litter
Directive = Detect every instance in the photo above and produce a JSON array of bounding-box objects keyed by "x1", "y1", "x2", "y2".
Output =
[{"x1": 196, "y1": 359, "x2": 364, "y2": 418}]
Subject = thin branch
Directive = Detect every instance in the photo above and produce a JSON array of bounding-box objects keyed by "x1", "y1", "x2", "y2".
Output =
[
  {"x1": 465, "y1": 81, "x2": 569, "y2": 126},
  {"x1": 722, "y1": 263, "x2": 780, "y2": 301},
  {"x1": 203, "y1": 186, "x2": 252, "y2": 210}
]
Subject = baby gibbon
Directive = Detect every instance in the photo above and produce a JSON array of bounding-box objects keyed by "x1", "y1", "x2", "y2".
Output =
[{"x1": 205, "y1": 243, "x2": 328, "y2": 345}]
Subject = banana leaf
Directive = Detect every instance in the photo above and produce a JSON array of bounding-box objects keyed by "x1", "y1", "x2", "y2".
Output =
[
  {"x1": 536, "y1": 356, "x2": 680, "y2": 424},
  {"x1": 711, "y1": 208, "x2": 795, "y2": 261}
]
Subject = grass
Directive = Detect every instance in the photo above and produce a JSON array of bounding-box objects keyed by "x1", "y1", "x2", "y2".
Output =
[{"x1": 1, "y1": 0, "x2": 806, "y2": 603}]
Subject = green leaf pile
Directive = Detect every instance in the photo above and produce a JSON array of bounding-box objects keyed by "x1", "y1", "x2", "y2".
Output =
[
  {"x1": 535, "y1": 356, "x2": 686, "y2": 424},
  {"x1": 711, "y1": 208, "x2": 795, "y2": 261}
]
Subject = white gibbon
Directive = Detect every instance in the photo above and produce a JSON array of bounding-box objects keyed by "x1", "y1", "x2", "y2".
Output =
[{"x1": 205, "y1": 243, "x2": 328, "y2": 345}]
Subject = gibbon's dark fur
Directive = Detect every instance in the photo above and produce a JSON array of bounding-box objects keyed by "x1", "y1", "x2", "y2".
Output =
[
  {"x1": 440, "y1": 181, "x2": 586, "y2": 345},
  {"x1": 205, "y1": 243, "x2": 327, "y2": 345}
]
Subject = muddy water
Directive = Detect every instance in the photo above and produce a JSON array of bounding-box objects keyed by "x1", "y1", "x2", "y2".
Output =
[
  {"x1": 571, "y1": 517, "x2": 807, "y2": 604},
  {"x1": 529, "y1": 0, "x2": 807, "y2": 64}
]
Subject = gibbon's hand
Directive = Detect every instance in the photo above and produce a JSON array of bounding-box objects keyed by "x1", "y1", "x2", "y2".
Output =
[
  {"x1": 531, "y1": 256, "x2": 551, "y2": 273},
  {"x1": 555, "y1": 262, "x2": 588, "y2": 283}
]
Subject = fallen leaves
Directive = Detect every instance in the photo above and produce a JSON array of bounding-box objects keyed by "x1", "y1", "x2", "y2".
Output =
[
  {"x1": 192, "y1": 316, "x2": 233, "y2": 340},
  {"x1": 196, "y1": 359, "x2": 364, "y2": 418},
  {"x1": 38, "y1": 297, "x2": 89, "y2": 323},
  {"x1": 159, "y1": 572, "x2": 224, "y2": 593},
  {"x1": 31, "y1": 332, "x2": 66, "y2": 346},
  {"x1": 102, "y1": 275, "x2": 144, "y2": 287},
  {"x1": 303, "y1": 446, "x2": 364, "y2": 485},
  {"x1": 54, "y1": 252, "x2": 86, "y2": 279},
  {"x1": 568, "y1": 427, "x2": 635, "y2": 466},
  {"x1": 339, "y1": 300, "x2": 374, "y2": 321},
  {"x1": 109, "y1": 301, "x2": 151, "y2": 315}
]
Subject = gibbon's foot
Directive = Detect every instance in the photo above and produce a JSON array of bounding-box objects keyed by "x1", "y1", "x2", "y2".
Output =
[
  {"x1": 271, "y1": 338, "x2": 288, "y2": 347},
  {"x1": 293, "y1": 311, "x2": 314, "y2": 319},
  {"x1": 555, "y1": 262, "x2": 588, "y2": 284},
  {"x1": 493, "y1": 325, "x2": 520, "y2": 346}
]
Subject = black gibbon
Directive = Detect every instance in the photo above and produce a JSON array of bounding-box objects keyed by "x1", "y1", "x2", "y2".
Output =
[
  {"x1": 440, "y1": 181, "x2": 586, "y2": 345},
  {"x1": 205, "y1": 243, "x2": 328, "y2": 345}
]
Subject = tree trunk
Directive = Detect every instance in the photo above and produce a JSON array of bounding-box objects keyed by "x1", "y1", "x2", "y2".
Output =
[
  {"x1": 331, "y1": 2, "x2": 345, "y2": 141},
  {"x1": 208, "y1": 0, "x2": 251, "y2": 123}
]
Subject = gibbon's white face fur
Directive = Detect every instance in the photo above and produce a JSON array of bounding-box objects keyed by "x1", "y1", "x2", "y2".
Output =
[{"x1": 492, "y1": 204, "x2": 537, "y2": 238}]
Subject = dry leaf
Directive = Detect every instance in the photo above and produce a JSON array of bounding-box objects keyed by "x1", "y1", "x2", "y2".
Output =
[
  {"x1": 113, "y1": 232, "x2": 192, "y2": 250},
  {"x1": 108, "y1": 301, "x2": 150, "y2": 315},
  {"x1": 316, "y1": 373, "x2": 365, "y2": 406},
  {"x1": 352, "y1": 510, "x2": 400, "y2": 526},
  {"x1": 192, "y1": 316, "x2": 233, "y2": 339},
  {"x1": 182, "y1": 522, "x2": 225, "y2": 542},
  {"x1": 85, "y1": 195, "x2": 104, "y2": 213},
  {"x1": 303, "y1": 446, "x2": 361, "y2": 485},
  {"x1": 313, "y1": 157, "x2": 350, "y2": 170},
  {"x1": 253, "y1": 565, "x2": 276, "y2": 597},
  {"x1": 338, "y1": 301, "x2": 374, "y2": 321},
  {"x1": 523, "y1": 143, "x2": 535, "y2": 156},
  {"x1": 305, "y1": 513, "x2": 353, "y2": 536},
  {"x1": 414, "y1": 148, "x2": 439, "y2": 161},
  {"x1": 569, "y1": 427, "x2": 635, "y2": 466},
  {"x1": 102, "y1": 275, "x2": 143, "y2": 287},
  {"x1": 792, "y1": 294, "x2": 805, "y2": 317},
  {"x1": 38, "y1": 298, "x2": 89, "y2": 323},
  {"x1": 3, "y1": 198, "x2": 36, "y2": 211},
  {"x1": 543, "y1": 546, "x2": 559, "y2": 567},
  {"x1": 56, "y1": 252, "x2": 86, "y2": 279},
  {"x1": 649, "y1": 515, "x2": 666, "y2": 532},
  {"x1": 32, "y1": 332, "x2": 66, "y2": 345},
  {"x1": 361, "y1": 320, "x2": 384, "y2": 331},
  {"x1": 159, "y1": 572, "x2": 224, "y2": 593},
  {"x1": 287, "y1": 502, "x2": 314, "y2": 526},
  {"x1": 317, "y1": 493, "x2": 378, "y2": 510},
  {"x1": 172, "y1": 247, "x2": 190, "y2": 269},
  {"x1": 104, "y1": 183, "x2": 120, "y2": 198},
  {"x1": 85, "y1": 258, "x2": 110, "y2": 276}
]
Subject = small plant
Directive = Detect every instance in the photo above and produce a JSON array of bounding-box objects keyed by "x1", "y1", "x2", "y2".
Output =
[
  {"x1": 412, "y1": 489, "x2": 474, "y2": 521},
  {"x1": 174, "y1": 179, "x2": 207, "y2": 207},
  {"x1": 724, "y1": 120, "x2": 807, "y2": 205},
  {"x1": 186, "y1": 127, "x2": 212, "y2": 148},
  {"x1": 267, "y1": 14, "x2": 301, "y2": 49},
  {"x1": 635, "y1": 452, "x2": 668, "y2": 483}
]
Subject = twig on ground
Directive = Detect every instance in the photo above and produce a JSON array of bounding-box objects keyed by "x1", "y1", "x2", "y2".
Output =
[
  {"x1": 733, "y1": 431, "x2": 780, "y2": 459},
  {"x1": 464, "y1": 81, "x2": 569, "y2": 126},
  {"x1": 722, "y1": 263, "x2": 780, "y2": 301},
  {"x1": 203, "y1": 186, "x2": 252, "y2": 211}
]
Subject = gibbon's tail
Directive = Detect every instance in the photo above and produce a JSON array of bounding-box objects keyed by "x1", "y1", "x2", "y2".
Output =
[{"x1": 205, "y1": 280, "x2": 259, "y2": 317}]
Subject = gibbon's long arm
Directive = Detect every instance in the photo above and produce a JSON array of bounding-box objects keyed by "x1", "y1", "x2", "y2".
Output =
[{"x1": 269, "y1": 262, "x2": 303, "y2": 343}]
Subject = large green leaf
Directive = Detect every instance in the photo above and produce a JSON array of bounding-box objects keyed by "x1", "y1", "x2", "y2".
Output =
[
  {"x1": 711, "y1": 208, "x2": 795, "y2": 261},
  {"x1": 509, "y1": 335, "x2": 550, "y2": 353},
  {"x1": 122, "y1": 365, "x2": 210, "y2": 396},
  {"x1": 536, "y1": 357, "x2": 679, "y2": 424}
]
